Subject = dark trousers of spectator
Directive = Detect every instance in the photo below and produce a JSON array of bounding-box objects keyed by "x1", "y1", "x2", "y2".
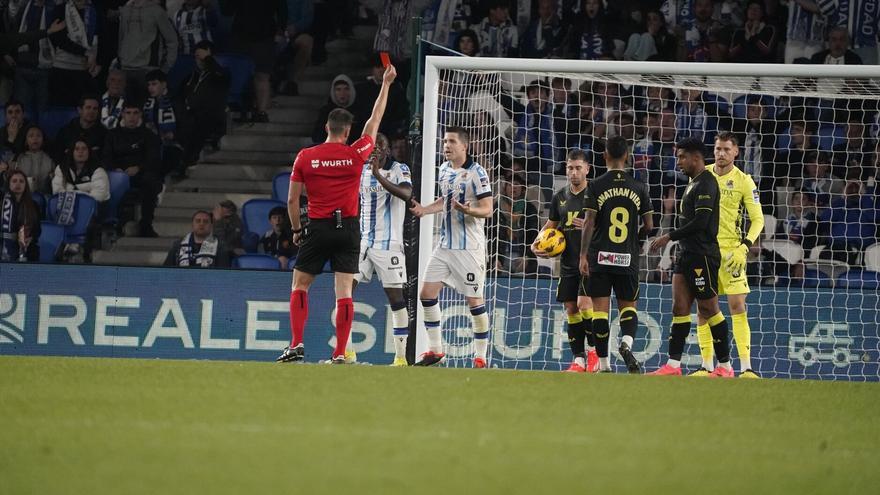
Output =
[
  {"x1": 49, "y1": 68, "x2": 98, "y2": 106},
  {"x1": 127, "y1": 172, "x2": 161, "y2": 232},
  {"x1": 180, "y1": 109, "x2": 226, "y2": 167},
  {"x1": 161, "y1": 143, "x2": 184, "y2": 177},
  {"x1": 13, "y1": 67, "x2": 49, "y2": 115}
]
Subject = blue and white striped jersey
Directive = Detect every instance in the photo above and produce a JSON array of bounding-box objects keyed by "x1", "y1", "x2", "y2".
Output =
[
  {"x1": 174, "y1": 6, "x2": 215, "y2": 55},
  {"x1": 819, "y1": 0, "x2": 880, "y2": 48},
  {"x1": 359, "y1": 160, "x2": 411, "y2": 251},
  {"x1": 437, "y1": 158, "x2": 492, "y2": 251},
  {"x1": 788, "y1": 0, "x2": 825, "y2": 44}
]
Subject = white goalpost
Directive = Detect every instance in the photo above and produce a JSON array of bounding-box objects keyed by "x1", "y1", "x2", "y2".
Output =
[{"x1": 417, "y1": 56, "x2": 880, "y2": 379}]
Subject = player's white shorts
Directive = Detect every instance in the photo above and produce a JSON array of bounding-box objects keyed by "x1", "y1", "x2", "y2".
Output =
[
  {"x1": 423, "y1": 247, "x2": 486, "y2": 297},
  {"x1": 354, "y1": 245, "x2": 407, "y2": 288}
]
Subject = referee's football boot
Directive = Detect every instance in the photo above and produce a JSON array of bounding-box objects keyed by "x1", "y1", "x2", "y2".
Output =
[
  {"x1": 688, "y1": 367, "x2": 712, "y2": 377},
  {"x1": 739, "y1": 369, "x2": 761, "y2": 379},
  {"x1": 618, "y1": 342, "x2": 642, "y2": 374},
  {"x1": 276, "y1": 343, "x2": 304, "y2": 363},
  {"x1": 414, "y1": 351, "x2": 445, "y2": 366},
  {"x1": 323, "y1": 355, "x2": 347, "y2": 365}
]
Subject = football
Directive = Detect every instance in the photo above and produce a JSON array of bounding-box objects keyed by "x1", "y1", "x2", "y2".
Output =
[{"x1": 535, "y1": 228, "x2": 566, "y2": 257}]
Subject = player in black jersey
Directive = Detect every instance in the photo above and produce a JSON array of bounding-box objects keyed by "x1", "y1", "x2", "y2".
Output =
[
  {"x1": 531, "y1": 149, "x2": 597, "y2": 373},
  {"x1": 579, "y1": 136, "x2": 654, "y2": 373},
  {"x1": 648, "y1": 137, "x2": 733, "y2": 377}
]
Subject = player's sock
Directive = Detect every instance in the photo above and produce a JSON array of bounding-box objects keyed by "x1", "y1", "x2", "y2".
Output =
[
  {"x1": 592, "y1": 311, "x2": 609, "y2": 358},
  {"x1": 598, "y1": 357, "x2": 611, "y2": 370},
  {"x1": 470, "y1": 304, "x2": 489, "y2": 359},
  {"x1": 580, "y1": 309, "x2": 595, "y2": 350},
  {"x1": 421, "y1": 298, "x2": 442, "y2": 353},
  {"x1": 619, "y1": 307, "x2": 638, "y2": 349},
  {"x1": 391, "y1": 301, "x2": 409, "y2": 359},
  {"x1": 289, "y1": 289, "x2": 308, "y2": 346},
  {"x1": 566, "y1": 312, "x2": 586, "y2": 356},
  {"x1": 332, "y1": 298, "x2": 354, "y2": 358},
  {"x1": 668, "y1": 315, "x2": 691, "y2": 363},
  {"x1": 731, "y1": 312, "x2": 752, "y2": 372},
  {"x1": 707, "y1": 312, "x2": 732, "y2": 365},
  {"x1": 696, "y1": 323, "x2": 714, "y2": 371}
]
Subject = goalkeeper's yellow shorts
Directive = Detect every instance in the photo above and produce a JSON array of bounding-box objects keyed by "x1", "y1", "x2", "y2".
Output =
[{"x1": 718, "y1": 246, "x2": 750, "y2": 295}]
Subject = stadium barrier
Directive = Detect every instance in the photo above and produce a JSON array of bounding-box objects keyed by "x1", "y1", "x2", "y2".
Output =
[{"x1": 0, "y1": 264, "x2": 876, "y2": 380}]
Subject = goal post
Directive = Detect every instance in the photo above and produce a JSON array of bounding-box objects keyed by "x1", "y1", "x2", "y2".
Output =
[{"x1": 417, "y1": 56, "x2": 880, "y2": 379}]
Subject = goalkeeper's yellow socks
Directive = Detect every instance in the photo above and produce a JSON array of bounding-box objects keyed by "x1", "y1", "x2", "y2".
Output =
[
  {"x1": 732, "y1": 312, "x2": 752, "y2": 373},
  {"x1": 696, "y1": 323, "x2": 714, "y2": 371}
]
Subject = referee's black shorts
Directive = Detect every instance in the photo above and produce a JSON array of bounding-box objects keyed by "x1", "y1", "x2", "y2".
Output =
[
  {"x1": 556, "y1": 274, "x2": 587, "y2": 302},
  {"x1": 294, "y1": 218, "x2": 360, "y2": 275},
  {"x1": 585, "y1": 271, "x2": 640, "y2": 301},
  {"x1": 673, "y1": 253, "x2": 720, "y2": 300}
]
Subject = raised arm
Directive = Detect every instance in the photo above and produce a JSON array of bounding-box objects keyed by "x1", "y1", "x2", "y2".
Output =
[
  {"x1": 361, "y1": 64, "x2": 398, "y2": 141},
  {"x1": 371, "y1": 157, "x2": 412, "y2": 201}
]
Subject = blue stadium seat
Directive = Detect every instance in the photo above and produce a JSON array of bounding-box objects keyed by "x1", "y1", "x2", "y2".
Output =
[
  {"x1": 272, "y1": 172, "x2": 290, "y2": 201},
  {"x1": 233, "y1": 254, "x2": 282, "y2": 270},
  {"x1": 241, "y1": 199, "x2": 284, "y2": 252},
  {"x1": 801, "y1": 268, "x2": 833, "y2": 288},
  {"x1": 214, "y1": 53, "x2": 255, "y2": 106},
  {"x1": 37, "y1": 107, "x2": 77, "y2": 140},
  {"x1": 817, "y1": 124, "x2": 846, "y2": 151},
  {"x1": 31, "y1": 192, "x2": 46, "y2": 219},
  {"x1": 100, "y1": 170, "x2": 130, "y2": 226},
  {"x1": 47, "y1": 193, "x2": 97, "y2": 245},
  {"x1": 286, "y1": 257, "x2": 297, "y2": 270},
  {"x1": 731, "y1": 94, "x2": 776, "y2": 120},
  {"x1": 37, "y1": 221, "x2": 64, "y2": 263},
  {"x1": 835, "y1": 269, "x2": 880, "y2": 290}
]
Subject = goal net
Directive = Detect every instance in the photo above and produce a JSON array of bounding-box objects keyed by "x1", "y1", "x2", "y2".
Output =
[{"x1": 417, "y1": 58, "x2": 880, "y2": 380}]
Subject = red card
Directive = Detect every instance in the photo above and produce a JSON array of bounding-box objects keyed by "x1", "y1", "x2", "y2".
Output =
[{"x1": 379, "y1": 52, "x2": 391, "y2": 68}]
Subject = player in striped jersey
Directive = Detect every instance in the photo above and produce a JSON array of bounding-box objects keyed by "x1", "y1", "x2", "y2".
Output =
[
  {"x1": 410, "y1": 127, "x2": 493, "y2": 368},
  {"x1": 692, "y1": 132, "x2": 764, "y2": 378},
  {"x1": 352, "y1": 134, "x2": 413, "y2": 366}
]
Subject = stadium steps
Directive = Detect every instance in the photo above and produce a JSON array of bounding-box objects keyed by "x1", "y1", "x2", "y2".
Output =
[
  {"x1": 168, "y1": 178, "x2": 274, "y2": 195},
  {"x1": 219, "y1": 134, "x2": 313, "y2": 153},
  {"x1": 231, "y1": 122, "x2": 312, "y2": 137},
  {"x1": 113, "y1": 236, "x2": 179, "y2": 251},
  {"x1": 92, "y1": 250, "x2": 168, "y2": 266},
  {"x1": 199, "y1": 149, "x2": 295, "y2": 165},
  {"x1": 185, "y1": 163, "x2": 288, "y2": 181}
]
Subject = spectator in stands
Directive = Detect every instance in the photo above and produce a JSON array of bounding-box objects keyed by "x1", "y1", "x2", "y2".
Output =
[
  {"x1": 352, "y1": 54, "x2": 409, "y2": 141},
  {"x1": 511, "y1": 80, "x2": 556, "y2": 192},
  {"x1": 568, "y1": 0, "x2": 613, "y2": 60},
  {"x1": 164, "y1": 209, "x2": 231, "y2": 267},
  {"x1": 220, "y1": 0, "x2": 286, "y2": 123},
  {"x1": 735, "y1": 96, "x2": 779, "y2": 211},
  {"x1": 455, "y1": 28, "x2": 480, "y2": 56},
  {"x1": 625, "y1": 9, "x2": 677, "y2": 61},
  {"x1": 103, "y1": 100, "x2": 162, "y2": 237},
  {"x1": 799, "y1": 151, "x2": 844, "y2": 208},
  {"x1": 10, "y1": 0, "x2": 55, "y2": 114},
  {"x1": 179, "y1": 40, "x2": 228, "y2": 169},
  {"x1": 173, "y1": 0, "x2": 218, "y2": 56},
  {"x1": 676, "y1": 0, "x2": 722, "y2": 62},
  {"x1": 56, "y1": 95, "x2": 106, "y2": 160},
  {"x1": 469, "y1": 0, "x2": 517, "y2": 57},
  {"x1": 144, "y1": 70, "x2": 183, "y2": 177},
  {"x1": 550, "y1": 77, "x2": 577, "y2": 152},
  {"x1": 13, "y1": 125, "x2": 53, "y2": 194},
  {"x1": 810, "y1": 26, "x2": 862, "y2": 65},
  {"x1": 782, "y1": 190, "x2": 819, "y2": 252},
  {"x1": 1, "y1": 100, "x2": 32, "y2": 156},
  {"x1": 275, "y1": 0, "x2": 314, "y2": 97},
  {"x1": 390, "y1": 135, "x2": 408, "y2": 164},
  {"x1": 818, "y1": 0, "x2": 878, "y2": 64},
  {"x1": 784, "y1": 0, "x2": 825, "y2": 63},
  {"x1": 52, "y1": 139, "x2": 109, "y2": 202},
  {"x1": 729, "y1": 0, "x2": 778, "y2": 63},
  {"x1": 520, "y1": 0, "x2": 567, "y2": 59},
  {"x1": 635, "y1": 108, "x2": 680, "y2": 207},
  {"x1": 117, "y1": 0, "x2": 179, "y2": 96},
  {"x1": 47, "y1": 0, "x2": 100, "y2": 107},
  {"x1": 212, "y1": 199, "x2": 244, "y2": 257},
  {"x1": 634, "y1": 82, "x2": 676, "y2": 114},
  {"x1": 101, "y1": 69, "x2": 127, "y2": 129},
  {"x1": 674, "y1": 83, "x2": 720, "y2": 146},
  {"x1": 421, "y1": 0, "x2": 480, "y2": 50},
  {"x1": 372, "y1": 0, "x2": 419, "y2": 87},
  {"x1": 0, "y1": 169, "x2": 40, "y2": 261},
  {"x1": 822, "y1": 180, "x2": 879, "y2": 260},
  {"x1": 833, "y1": 113, "x2": 876, "y2": 181},
  {"x1": 496, "y1": 172, "x2": 538, "y2": 274},
  {"x1": 259, "y1": 205, "x2": 296, "y2": 269},
  {"x1": 782, "y1": 119, "x2": 816, "y2": 182},
  {"x1": 312, "y1": 74, "x2": 357, "y2": 143}
]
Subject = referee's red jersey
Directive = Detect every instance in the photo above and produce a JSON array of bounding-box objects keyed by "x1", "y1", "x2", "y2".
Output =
[{"x1": 291, "y1": 135, "x2": 375, "y2": 219}]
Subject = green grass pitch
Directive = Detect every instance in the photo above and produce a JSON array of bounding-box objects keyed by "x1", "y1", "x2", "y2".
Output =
[{"x1": 2, "y1": 356, "x2": 879, "y2": 494}]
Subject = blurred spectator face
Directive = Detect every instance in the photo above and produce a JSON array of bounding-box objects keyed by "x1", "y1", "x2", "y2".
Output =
[
  {"x1": 194, "y1": 47, "x2": 212, "y2": 69},
  {"x1": 5, "y1": 104, "x2": 23, "y2": 123},
  {"x1": 512, "y1": 159, "x2": 526, "y2": 172},
  {"x1": 681, "y1": 88, "x2": 700, "y2": 103},
  {"x1": 121, "y1": 107, "x2": 142, "y2": 128},
  {"x1": 617, "y1": 114, "x2": 635, "y2": 140},
  {"x1": 147, "y1": 79, "x2": 167, "y2": 98},
  {"x1": 526, "y1": 87, "x2": 549, "y2": 112},
  {"x1": 647, "y1": 11, "x2": 664, "y2": 35},
  {"x1": 107, "y1": 71, "x2": 126, "y2": 98},
  {"x1": 694, "y1": 0, "x2": 713, "y2": 21},
  {"x1": 790, "y1": 122, "x2": 806, "y2": 147},
  {"x1": 8, "y1": 172, "x2": 26, "y2": 195},
  {"x1": 25, "y1": 127, "x2": 44, "y2": 152},
  {"x1": 538, "y1": 0, "x2": 556, "y2": 20},
  {"x1": 829, "y1": 28, "x2": 848, "y2": 57},
  {"x1": 746, "y1": 1, "x2": 763, "y2": 22},
  {"x1": 391, "y1": 137, "x2": 408, "y2": 162},
  {"x1": 551, "y1": 79, "x2": 570, "y2": 103},
  {"x1": 333, "y1": 82, "x2": 351, "y2": 107},
  {"x1": 192, "y1": 212, "x2": 213, "y2": 238},
  {"x1": 746, "y1": 103, "x2": 764, "y2": 123},
  {"x1": 566, "y1": 158, "x2": 588, "y2": 187},
  {"x1": 73, "y1": 141, "x2": 90, "y2": 164},
  {"x1": 844, "y1": 180, "x2": 863, "y2": 198},
  {"x1": 458, "y1": 34, "x2": 477, "y2": 56},
  {"x1": 79, "y1": 98, "x2": 100, "y2": 125},
  {"x1": 269, "y1": 213, "x2": 285, "y2": 232},
  {"x1": 788, "y1": 191, "x2": 804, "y2": 216},
  {"x1": 846, "y1": 121, "x2": 865, "y2": 141},
  {"x1": 488, "y1": 6, "x2": 509, "y2": 24},
  {"x1": 659, "y1": 110, "x2": 675, "y2": 141},
  {"x1": 510, "y1": 179, "x2": 526, "y2": 199},
  {"x1": 584, "y1": 0, "x2": 601, "y2": 18}
]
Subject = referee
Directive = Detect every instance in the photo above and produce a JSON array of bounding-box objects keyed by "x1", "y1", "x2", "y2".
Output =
[
  {"x1": 277, "y1": 64, "x2": 398, "y2": 364},
  {"x1": 647, "y1": 137, "x2": 733, "y2": 377}
]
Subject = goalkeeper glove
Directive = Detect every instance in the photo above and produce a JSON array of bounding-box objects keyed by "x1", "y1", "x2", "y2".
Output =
[{"x1": 724, "y1": 243, "x2": 749, "y2": 276}]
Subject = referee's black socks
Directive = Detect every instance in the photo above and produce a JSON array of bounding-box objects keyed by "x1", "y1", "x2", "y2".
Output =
[{"x1": 707, "y1": 312, "x2": 731, "y2": 364}]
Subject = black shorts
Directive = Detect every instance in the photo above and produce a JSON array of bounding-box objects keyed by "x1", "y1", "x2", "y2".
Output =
[
  {"x1": 673, "y1": 253, "x2": 720, "y2": 300},
  {"x1": 294, "y1": 218, "x2": 360, "y2": 275},
  {"x1": 556, "y1": 274, "x2": 587, "y2": 302},
  {"x1": 585, "y1": 271, "x2": 640, "y2": 301}
]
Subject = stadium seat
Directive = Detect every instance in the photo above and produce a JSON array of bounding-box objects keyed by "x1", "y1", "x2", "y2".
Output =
[
  {"x1": 47, "y1": 193, "x2": 98, "y2": 245},
  {"x1": 232, "y1": 254, "x2": 282, "y2": 270},
  {"x1": 37, "y1": 221, "x2": 64, "y2": 263},
  {"x1": 272, "y1": 171, "x2": 290, "y2": 201},
  {"x1": 864, "y1": 243, "x2": 880, "y2": 272},
  {"x1": 763, "y1": 214, "x2": 777, "y2": 240},
  {"x1": 100, "y1": 170, "x2": 130, "y2": 226},
  {"x1": 214, "y1": 53, "x2": 255, "y2": 106},
  {"x1": 37, "y1": 107, "x2": 77, "y2": 139},
  {"x1": 817, "y1": 124, "x2": 846, "y2": 151},
  {"x1": 31, "y1": 192, "x2": 46, "y2": 219},
  {"x1": 835, "y1": 269, "x2": 880, "y2": 290},
  {"x1": 241, "y1": 199, "x2": 284, "y2": 252},
  {"x1": 731, "y1": 94, "x2": 776, "y2": 120},
  {"x1": 286, "y1": 257, "x2": 297, "y2": 270},
  {"x1": 801, "y1": 268, "x2": 833, "y2": 288},
  {"x1": 763, "y1": 239, "x2": 804, "y2": 265}
]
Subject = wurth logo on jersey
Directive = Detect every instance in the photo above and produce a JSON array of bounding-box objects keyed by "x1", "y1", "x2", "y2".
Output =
[{"x1": 314, "y1": 159, "x2": 354, "y2": 168}]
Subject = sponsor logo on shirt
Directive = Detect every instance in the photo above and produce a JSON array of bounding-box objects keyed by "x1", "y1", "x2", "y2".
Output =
[
  {"x1": 597, "y1": 251, "x2": 631, "y2": 267},
  {"x1": 356, "y1": 143, "x2": 371, "y2": 154},
  {"x1": 752, "y1": 188, "x2": 760, "y2": 203},
  {"x1": 313, "y1": 159, "x2": 354, "y2": 168}
]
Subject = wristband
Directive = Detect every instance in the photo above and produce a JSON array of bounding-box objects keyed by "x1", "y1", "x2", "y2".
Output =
[{"x1": 291, "y1": 228, "x2": 303, "y2": 234}]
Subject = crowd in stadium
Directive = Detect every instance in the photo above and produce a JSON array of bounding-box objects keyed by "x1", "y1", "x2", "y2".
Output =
[{"x1": 0, "y1": 0, "x2": 878, "y2": 289}]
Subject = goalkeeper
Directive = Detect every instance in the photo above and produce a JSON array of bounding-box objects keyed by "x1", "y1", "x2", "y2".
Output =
[
  {"x1": 531, "y1": 149, "x2": 597, "y2": 373},
  {"x1": 693, "y1": 132, "x2": 764, "y2": 378}
]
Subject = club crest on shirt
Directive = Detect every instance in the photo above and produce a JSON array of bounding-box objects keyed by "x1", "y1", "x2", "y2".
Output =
[{"x1": 726, "y1": 179, "x2": 734, "y2": 189}]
